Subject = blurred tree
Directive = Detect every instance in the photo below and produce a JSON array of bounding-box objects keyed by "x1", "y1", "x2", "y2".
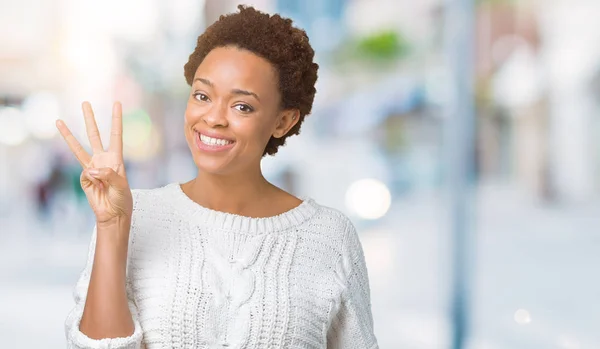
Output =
[
  {"x1": 356, "y1": 30, "x2": 408, "y2": 61},
  {"x1": 335, "y1": 30, "x2": 410, "y2": 65}
]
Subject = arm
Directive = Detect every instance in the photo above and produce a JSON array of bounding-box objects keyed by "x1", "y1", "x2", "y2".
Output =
[
  {"x1": 327, "y1": 219, "x2": 378, "y2": 349},
  {"x1": 82, "y1": 217, "x2": 135, "y2": 337},
  {"x1": 58, "y1": 102, "x2": 142, "y2": 348},
  {"x1": 65, "y1": 219, "x2": 143, "y2": 349}
]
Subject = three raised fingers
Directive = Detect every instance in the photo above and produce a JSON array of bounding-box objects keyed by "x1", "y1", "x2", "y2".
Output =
[
  {"x1": 55, "y1": 101, "x2": 125, "y2": 168},
  {"x1": 55, "y1": 119, "x2": 91, "y2": 168}
]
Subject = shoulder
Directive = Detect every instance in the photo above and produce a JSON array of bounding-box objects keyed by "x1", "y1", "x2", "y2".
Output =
[
  {"x1": 302, "y1": 200, "x2": 362, "y2": 252},
  {"x1": 311, "y1": 203, "x2": 355, "y2": 231},
  {"x1": 131, "y1": 183, "x2": 177, "y2": 209},
  {"x1": 129, "y1": 183, "x2": 181, "y2": 223},
  {"x1": 304, "y1": 201, "x2": 368, "y2": 286},
  {"x1": 126, "y1": 184, "x2": 187, "y2": 252}
]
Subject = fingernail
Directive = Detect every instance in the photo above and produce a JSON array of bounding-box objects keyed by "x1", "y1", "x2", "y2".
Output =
[{"x1": 89, "y1": 169, "x2": 99, "y2": 176}]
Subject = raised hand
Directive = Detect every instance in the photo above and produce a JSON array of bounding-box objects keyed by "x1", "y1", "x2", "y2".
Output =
[{"x1": 56, "y1": 101, "x2": 132, "y2": 224}]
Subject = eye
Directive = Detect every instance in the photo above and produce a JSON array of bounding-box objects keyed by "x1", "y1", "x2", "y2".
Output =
[
  {"x1": 193, "y1": 92, "x2": 210, "y2": 102},
  {"x1": 234, "y1": 103, "x2": 254, "y2": 113}
]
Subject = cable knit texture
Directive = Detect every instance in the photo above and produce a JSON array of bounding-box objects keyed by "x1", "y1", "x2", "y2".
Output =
[{"x1": 65, "y1": 183, "x2": 378, "y2": 349}]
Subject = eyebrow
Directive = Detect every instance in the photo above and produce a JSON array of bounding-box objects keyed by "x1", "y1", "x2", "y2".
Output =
[
  {"x1": 193, "y1": 77, "x2": 261, "y2": 102},
  {"x1": 231, "y1": 88, "x2": 260, "y2": 101}
]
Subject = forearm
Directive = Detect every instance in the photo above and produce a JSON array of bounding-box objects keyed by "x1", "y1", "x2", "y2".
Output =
[{"x1": 80, "y1": 216, "x2": 135, "y2": 339}]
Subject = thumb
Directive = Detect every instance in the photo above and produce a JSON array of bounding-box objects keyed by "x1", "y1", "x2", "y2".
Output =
[{"x1": 89, "y1": 167, "x2": 126, "y2": 188}]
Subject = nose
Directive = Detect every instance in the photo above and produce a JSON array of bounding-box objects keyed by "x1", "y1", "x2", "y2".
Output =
[{"x1": 202, "y1": 103, "x2": 228, "y2": 128}]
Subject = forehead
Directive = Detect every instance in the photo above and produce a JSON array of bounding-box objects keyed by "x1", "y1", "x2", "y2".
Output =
[{"x1": 194, "y1": 46, "x2": 278, "y2": 90}]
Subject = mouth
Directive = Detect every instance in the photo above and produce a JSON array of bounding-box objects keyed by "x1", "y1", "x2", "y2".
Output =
[{"x1": 194, "y1": 130, "x2": 235, "y2": 152}]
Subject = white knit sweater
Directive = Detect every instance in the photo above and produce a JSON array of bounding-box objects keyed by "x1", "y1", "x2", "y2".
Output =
[{"x1": 65, "y1": 183, "x2": 378, "y2": 349}]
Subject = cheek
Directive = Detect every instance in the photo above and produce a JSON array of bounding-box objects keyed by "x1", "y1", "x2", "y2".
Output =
[
  {"x1": 183, "y1": 103, "x2": 197, "y2": 142},
  {"x1": 230, "y1": 118, "x2": 273, "y2": 146},
  {"x1": 184, "y1": 101, "x2": 203, "y2": 125}
]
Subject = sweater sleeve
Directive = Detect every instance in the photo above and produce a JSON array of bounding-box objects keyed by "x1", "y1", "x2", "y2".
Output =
[
  {"x1": 64, "y1": 224, "x2": 143, "y2": 349},
  {"x1": 327, "y1": 219, "x2": 378, "y2": 349}
]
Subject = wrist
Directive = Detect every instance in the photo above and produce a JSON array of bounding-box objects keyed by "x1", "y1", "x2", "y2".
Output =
[
  {"x1": 97, "y1": 215, "x2": 131, "y2": 230},
  {"x1": 96, "y1": 215, "x2": 131, "y2": 243}
]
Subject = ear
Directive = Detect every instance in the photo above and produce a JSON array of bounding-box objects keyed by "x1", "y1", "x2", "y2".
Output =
[{"x1": 272, "y1": 109, "x2": 300, "y2": 139}]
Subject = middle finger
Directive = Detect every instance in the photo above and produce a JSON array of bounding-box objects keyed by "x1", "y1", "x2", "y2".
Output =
[{"x1": 82, "y1": 101, "x2": 104, "y2": 154}]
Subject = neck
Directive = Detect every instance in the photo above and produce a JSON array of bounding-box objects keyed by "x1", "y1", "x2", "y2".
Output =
[{"x1": 185, "y1": 164, "x2": 276, "y2": 216}]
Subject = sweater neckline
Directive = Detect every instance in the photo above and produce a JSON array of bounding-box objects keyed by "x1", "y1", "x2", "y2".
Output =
[{"x1": 167, "y1": 182, "x2": 319, "y2": 234}]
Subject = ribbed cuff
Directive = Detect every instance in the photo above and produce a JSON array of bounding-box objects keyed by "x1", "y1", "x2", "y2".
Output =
[{"x1": 66, "y1": 302, "x2": 143, "y2": 349}]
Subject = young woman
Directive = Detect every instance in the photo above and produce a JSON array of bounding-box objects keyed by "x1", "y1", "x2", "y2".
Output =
[{"x1": 58, "y1": 5, "x2": 378, "y2": 349}]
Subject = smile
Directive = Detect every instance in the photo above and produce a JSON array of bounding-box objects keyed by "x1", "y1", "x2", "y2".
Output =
[{"x1": 195, "y1": 131, "x2": 235, "y2": 152}]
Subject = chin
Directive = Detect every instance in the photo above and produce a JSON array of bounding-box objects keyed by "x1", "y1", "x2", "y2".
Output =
[{"x1": 190, "y1": 153, "x2": 232, "y2": 175}]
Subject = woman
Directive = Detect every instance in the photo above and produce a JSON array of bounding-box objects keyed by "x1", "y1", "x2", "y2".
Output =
[{"x1": 58, "y1": 5, "x2": 378, "y2": 349}]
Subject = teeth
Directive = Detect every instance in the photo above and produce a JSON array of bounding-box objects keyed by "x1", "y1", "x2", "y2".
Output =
[{"x1": 199, "y1": 133, "x2": 233, "y2": 146}]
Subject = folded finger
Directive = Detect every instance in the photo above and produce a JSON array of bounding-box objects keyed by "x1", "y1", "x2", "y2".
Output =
[
  {"x1": 82, "y1": 168, "x2": 104, "y2": 190},
  {"x1": 89, "y1": 167, "x2": 124, "y2": 188}
]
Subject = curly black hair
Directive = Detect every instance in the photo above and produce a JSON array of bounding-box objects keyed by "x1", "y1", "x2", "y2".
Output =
[{"x1": 184, "y1": 5, "x2": 319, "y2": 156}]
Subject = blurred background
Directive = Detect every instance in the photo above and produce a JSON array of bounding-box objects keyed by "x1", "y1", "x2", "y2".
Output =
[{"x1": 1, "y1": 0, "x2": 600, "y2": 348}]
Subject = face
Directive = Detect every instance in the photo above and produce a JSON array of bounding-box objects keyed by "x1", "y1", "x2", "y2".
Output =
[{"x1": 184, "y1": 46, "x2": 298, "y2": 176}]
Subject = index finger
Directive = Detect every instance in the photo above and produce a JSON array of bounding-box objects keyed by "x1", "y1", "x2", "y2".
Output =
[
  {"x1": 109, "y1": 102, "x2": 123, "y2": 154},
  {"x1": 55, "y1": 119, "x2": 92, "y2": 168}
]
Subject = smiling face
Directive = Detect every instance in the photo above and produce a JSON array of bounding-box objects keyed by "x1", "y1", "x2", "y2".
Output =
[{"x1": 184, "y1": 46, "x2": 298, "y2": 176}]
